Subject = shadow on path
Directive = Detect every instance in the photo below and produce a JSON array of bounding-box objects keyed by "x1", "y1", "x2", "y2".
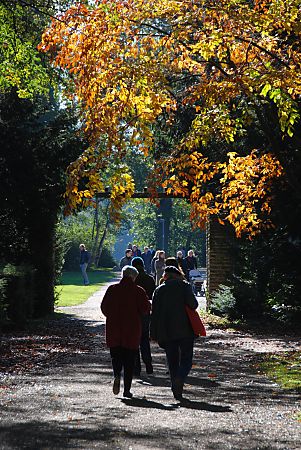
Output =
[
  {"x1": 121, "y1": 397, "x2": 232, "y2": 412},
  {"x1": 1, "y1": 282, "x2": 300, "y2": 450}
]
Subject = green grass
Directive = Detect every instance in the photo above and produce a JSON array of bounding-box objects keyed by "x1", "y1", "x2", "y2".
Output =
[
  {"x1": 55, "y1": 268, "x2": 117, "y2": 307},
  {"x1": 200, "y1": 309, "x2": 239, "y2": 330},
  {"x1": 259, "y1": 351, "x2": 301, "y2": 422},
  {"x1": 260, "y1": 352, "x2": 301, "y2": 391}
]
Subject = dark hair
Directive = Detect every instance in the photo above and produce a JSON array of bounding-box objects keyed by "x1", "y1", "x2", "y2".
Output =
[
  {"x1": 164, "y1": 265, "x2": 182, "y2": 276},
  {"x1": 165, "y1": 258, "x2": 185, "y2": 277},
  {"x1": 125, "y1": 248, "x2": 132, "y2": 254},
  {"x1": 131, "y1": 256, "x2": 144, "y2": 268},
  {"x1": 165, "y1": 257, "x2": 178, "y2": 268}
]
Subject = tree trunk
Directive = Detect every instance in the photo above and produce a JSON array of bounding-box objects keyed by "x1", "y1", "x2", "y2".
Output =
[
  {"x1": 91, "y1": 200, "x2": 100, "y2": 264},
  {"x1": 156, "y1": 198, "x2": 172, "y2": 254},
  {"x1": 91, "y1": 200, "x2": 110, "y2": 265},
  {"x1": 95, "y1": 216, "x2": 110, "y2": 267}
]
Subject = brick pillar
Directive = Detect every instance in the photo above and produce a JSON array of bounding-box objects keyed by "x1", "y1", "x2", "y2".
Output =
[{"x1": 206, "y1": 217, "x2": 234, "y2": 307}]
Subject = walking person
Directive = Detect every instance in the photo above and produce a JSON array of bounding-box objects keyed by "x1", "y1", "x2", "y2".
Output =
[
  {"x1": 150, "y1": 266, "x2": 198, "y2": 401},
  {"x1": 184, "y1": 249, "x2": 198, "y2": 271},
  {"x1": 149, "y1": 245, "x2": 156, "y2": 259},
  {"x1": 119, "y1": 248, "x2": 133, "y2": 270},
  {"x1": 176, "y1": 250, "x2": 188, "y2": 279},
  {"x1": 184, "y1": 249, "x2": 198, "y2": 279},
  {"x1": 132, "y1": 244, "x2": 142, "y2": 257},
  {"x1": 101, "y1": 266, "x2": 151, "y2": 398},
  {"x1": 158, "y1": 256, "x2": 185, "y2": 285},
  {"x1": 154, "y1": 250, "x2": 165, "y2": 286},
  {"x1": 151, "y1": 249, "x2": 159, "y2": 276},
  {"x1": 141, "y1": 246, "x2": 152, "y2": 274},
  {"x1": 131, "y1": 257, "x2": 156, "y2": 376},
  {"x1": 79, "y1": 243, "x2": 90, "y2": 285}
]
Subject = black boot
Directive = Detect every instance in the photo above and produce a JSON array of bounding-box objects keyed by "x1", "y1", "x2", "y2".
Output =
[{"x1": 172, "y1": 378, "x2": 183, "y2": 401}]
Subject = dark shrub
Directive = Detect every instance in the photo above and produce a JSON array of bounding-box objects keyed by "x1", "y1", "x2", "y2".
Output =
[
  {"x1": 209, "y1": 285, "x2": 238, "y2": 319},
  {"x1": 2, "y1": 264, "x2": 36, "y2": 326}
]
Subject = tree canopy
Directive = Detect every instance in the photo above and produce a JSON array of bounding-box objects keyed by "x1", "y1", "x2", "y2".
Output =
[
  {"x1": 0, "y1": 0, "x2": 57, "y2": 97},
  {"x1": 39, "y1": 0, "x2": 301, "y2": 237}
]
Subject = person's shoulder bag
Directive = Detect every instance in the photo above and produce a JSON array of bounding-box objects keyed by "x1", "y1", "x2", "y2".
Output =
[{"x1": 185, "y1": 305, "x2": 206, "y2": 337}]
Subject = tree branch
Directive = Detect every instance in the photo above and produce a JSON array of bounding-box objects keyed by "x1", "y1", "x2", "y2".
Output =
[
  {"x1": 235, "y1": 35, "x2": 290, "y2": 69},
  {"x1": 8, "y1": 0, "x2": 67, "y2": 23}
]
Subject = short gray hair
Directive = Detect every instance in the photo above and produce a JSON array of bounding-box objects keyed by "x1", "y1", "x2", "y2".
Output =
[{"x1": 121, "y1": 265, "x2": 138, "y2": 280}]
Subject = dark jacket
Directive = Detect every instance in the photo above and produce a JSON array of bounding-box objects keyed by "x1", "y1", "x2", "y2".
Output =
[
  {"x1": 135, "y1": 269, "x2": 156, "y2": 336},
  {"x1": 150, "y1": 278, "x2": 198, "y2": 344},
  {"x1": 141, "y1": 250, "x2": 152, "y2": 273},
  {"x1": 80, "y1": 250, "x2": 90, "y2": 264},
  {"x1": 135, "y1": 270, "x2": 156, "y2": 300},
  {"x1": 177, "y1": 257, "x2": 188, "y2": 276},
  {"x1": 119, "y1": 255, "x2": 132, "y2": 269},
  {"x1": 184, "y1": 256, "x2": 197, "y2": 272},
  {"x1": 101, "y1": 277, "x2": 151, "y2": 350}
]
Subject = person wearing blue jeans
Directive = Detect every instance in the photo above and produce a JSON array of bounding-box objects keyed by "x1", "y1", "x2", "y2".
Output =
[
  {"x1": 79, "y1": 243, "x2": 90, "y2": 285},
  {"x1": 150, "y1": 266, "x2": 198, "y2": 401},
  {"x1": 164, "y1": 336, "x2": 194, "y2": 396}
]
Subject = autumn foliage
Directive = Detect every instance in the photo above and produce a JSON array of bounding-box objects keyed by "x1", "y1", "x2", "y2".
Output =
[{"x1": 38, "y1": 0, "x2": 301, "y2": 237}]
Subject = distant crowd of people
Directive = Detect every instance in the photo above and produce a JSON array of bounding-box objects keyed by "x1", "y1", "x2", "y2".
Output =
[
  {"x1": 119, "y1": 243, "x2": 198, "y2": 286},
  {"x1": 100, "y1": 243, "x2": 202, "y2": 401}
]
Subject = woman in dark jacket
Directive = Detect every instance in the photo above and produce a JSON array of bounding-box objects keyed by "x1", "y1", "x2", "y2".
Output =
[
  {"x1": 101, "y1": 265, "x2": 151, "y2": 398},
  {"x1": 150, "y1": 266, "x2": 198, "y2": 401}
]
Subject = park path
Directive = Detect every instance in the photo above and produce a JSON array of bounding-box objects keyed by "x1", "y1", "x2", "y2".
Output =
[{"x1": 0, "y1": 279, "x2": 300, "y2": 450}]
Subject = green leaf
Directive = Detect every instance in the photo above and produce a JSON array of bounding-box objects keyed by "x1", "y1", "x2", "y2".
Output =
[{"x1": 261, "y1": 83, "x2": 272, "y2": 97}]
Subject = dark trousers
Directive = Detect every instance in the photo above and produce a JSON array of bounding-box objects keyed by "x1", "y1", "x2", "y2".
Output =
[
  {"x1": 135, "y1": 334, "x2": 152, "y2": 374},
  {"x1": 110, "y1": 346, "x2": 137, "y2": 393},
  {"x1": 164, "y1": 337, "x2": 194, "y2": 387},
  {"x1": 135, "y1": 315, "x2": 152, "y2": 374}
]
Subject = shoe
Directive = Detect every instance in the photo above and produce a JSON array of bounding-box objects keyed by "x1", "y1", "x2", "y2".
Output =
[
  {"x1": 123, "y1": 391, "x2": 133, "y2": 398},
  {"x1": 172, "y1": 390, "x2": 183, "y2": 401},
  {"x1": 172, "y1": 386, "x2": 183, "y2": 401},
  {"x1": 146, "y1": 363, "x2": 153, "y2": 375},
  {"x1": 172, "y1": 378, "x2": 183, "y2": 401},
  {"x1": 113, "y1": 376, "x2": 120, "y2": 395}
]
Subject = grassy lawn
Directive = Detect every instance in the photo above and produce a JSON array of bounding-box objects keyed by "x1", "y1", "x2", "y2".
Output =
[
  {"x1": 260, "y1": 351, "x2": 301, "y2": 391},
  {"x1": 259, "y1": 351, "x2": 301, "y2": 422},
  {"x1": 55, "y1": 268, "x2": 117, "y2": 307}
]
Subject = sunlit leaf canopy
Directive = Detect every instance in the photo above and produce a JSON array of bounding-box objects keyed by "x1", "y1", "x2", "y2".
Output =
[
  {"x1": 39, "y1": 0, "x2": 301, "y2": 236},
  {"x1": 0, "y1": 1, "x2": 52, "y2": 97}
]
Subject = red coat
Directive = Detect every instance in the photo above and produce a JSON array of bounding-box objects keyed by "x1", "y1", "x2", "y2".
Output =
[{"x1": 101, "y1": 277, "x2": 151, "y2": 350}]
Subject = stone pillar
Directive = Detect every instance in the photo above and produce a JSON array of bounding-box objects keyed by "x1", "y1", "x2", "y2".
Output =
[{"x1": 206, "y1": 217, "x2": 234, "y2": 307}]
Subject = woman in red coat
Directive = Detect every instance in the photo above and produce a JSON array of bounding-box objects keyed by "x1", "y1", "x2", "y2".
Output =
[{"x1": 101, "y1": 265, "x2": 151, "y2": 398}]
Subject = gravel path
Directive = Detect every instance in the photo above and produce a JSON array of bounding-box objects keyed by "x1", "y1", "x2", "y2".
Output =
[{"x1": 0, "y1": 280, "x2": 300, "y2": 450}]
